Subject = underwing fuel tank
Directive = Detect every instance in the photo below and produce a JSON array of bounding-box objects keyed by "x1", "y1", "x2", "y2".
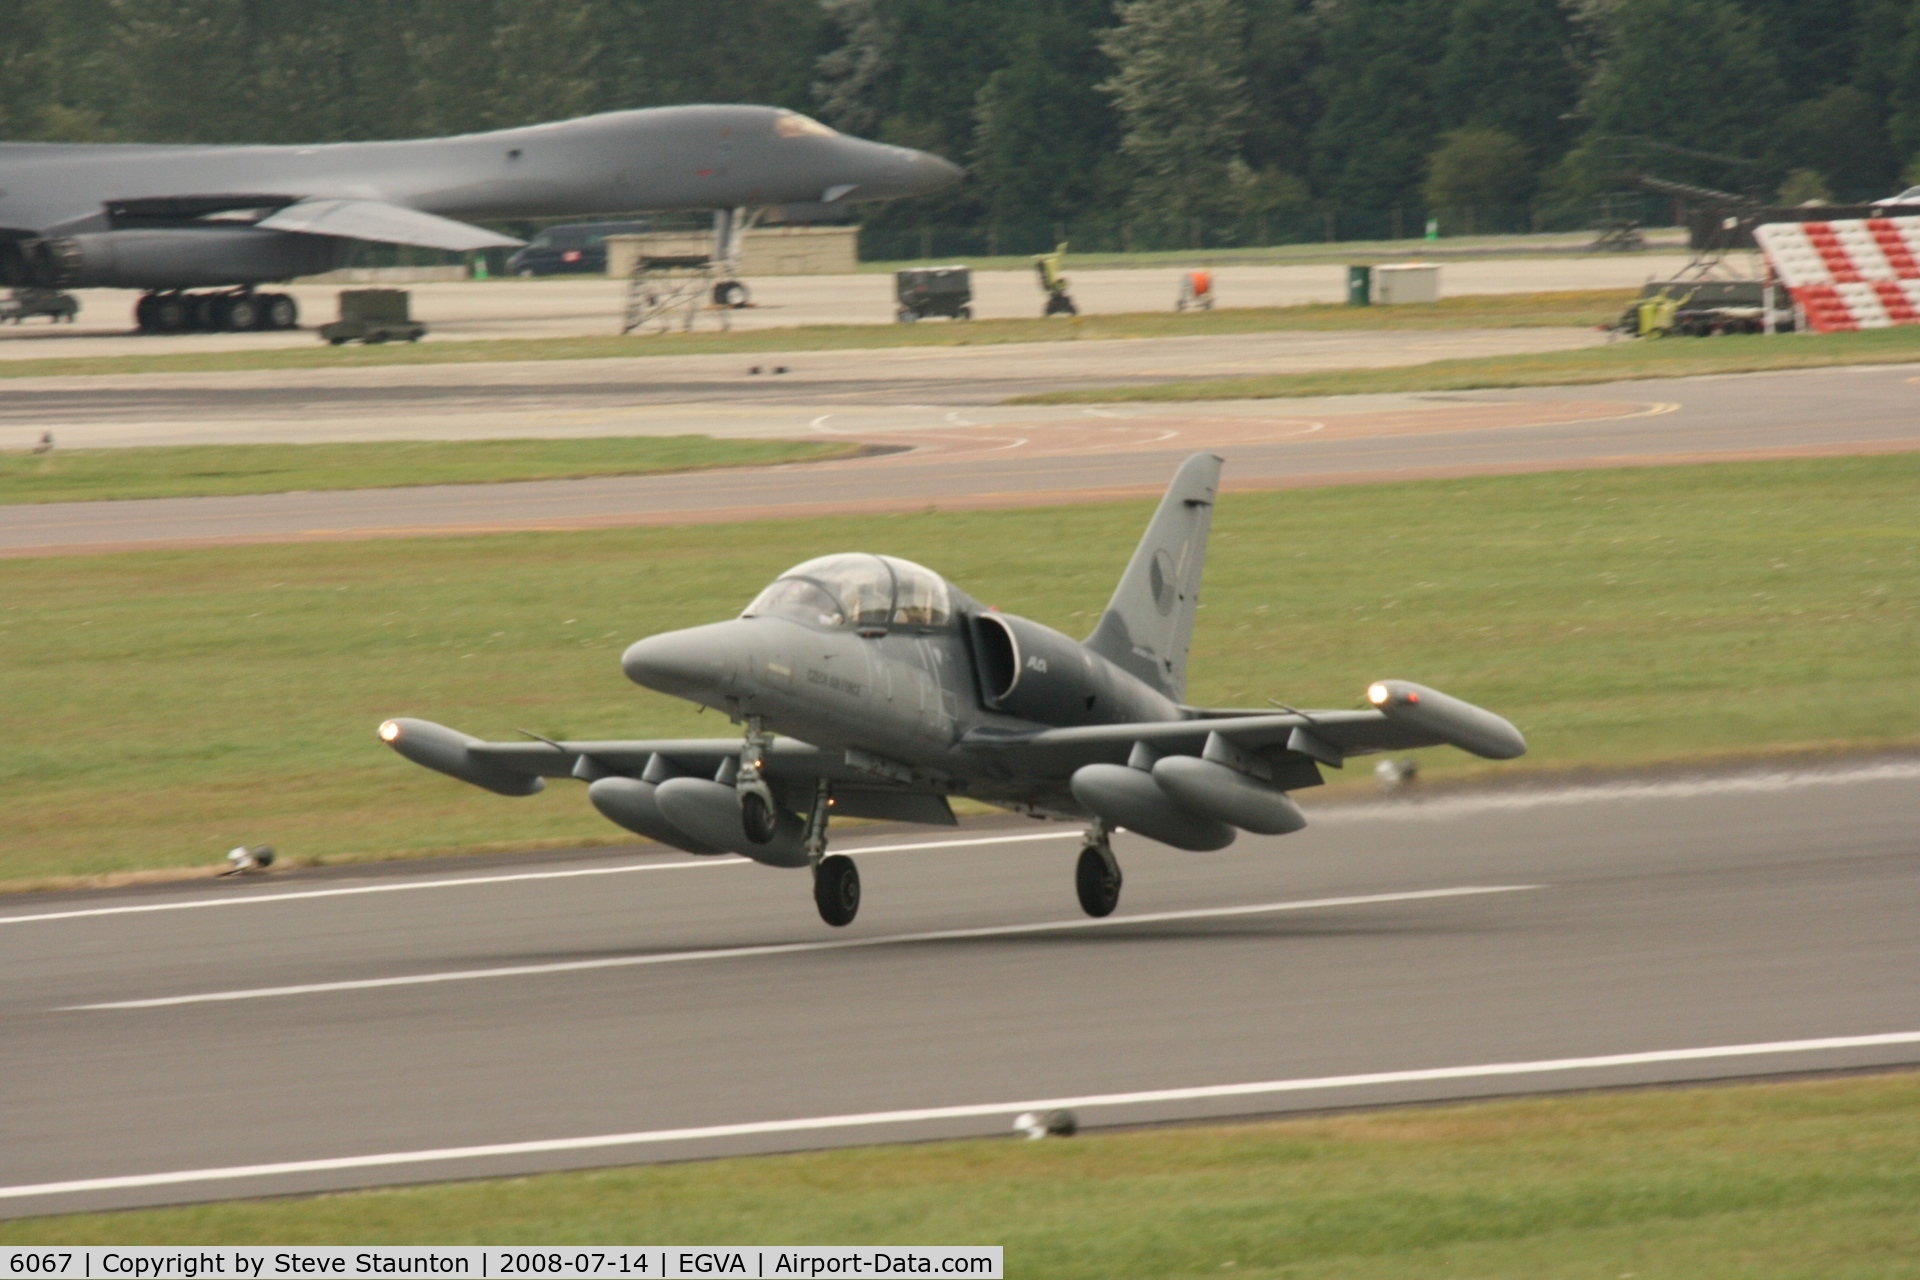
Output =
[
  {"x1": 376, "y1": 718, "x2": 544, "y2": 797},
  {"x1": 587, "y1": 777, "x2": 721, "y2": 855},
  {"x1": 1152, "y1": 754, "x2": 1307, "y2": 836},
  {"x1": 1070, "y1": 763, "x2": 1235, "y2": 851},
  {"x1": 652, "y1": 778, "x2": 811, "y2": 868},
  {"x1": 1367, "y1": 680, "x2": 1528, "y2": 759}
]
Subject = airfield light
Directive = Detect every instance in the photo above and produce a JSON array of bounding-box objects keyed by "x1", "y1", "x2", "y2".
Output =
[
  {"x1": 1367, "y1": 683, "x2": 1389, "y2": 705},
  {"x1": 379, "y1": 720, "x2": 402, "y2": 742}
]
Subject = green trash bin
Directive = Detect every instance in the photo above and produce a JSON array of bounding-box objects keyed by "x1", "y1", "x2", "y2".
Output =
[{"x1": 1346, "y1": 264, "x2": 1372, "y2": 306}]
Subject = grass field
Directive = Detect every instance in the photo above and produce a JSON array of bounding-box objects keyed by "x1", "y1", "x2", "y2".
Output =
[
  {"x1": 1, "y1": 454, "x2": 1915, "y2": 886},
  {"x1": 6, "y1": 1072, "x2": 1917, "y2": 1277},
  {"x1": 0, "y1": 436, "x2": 860, "y2": 504},
  {"x1": 1014, "y1": 324, "x2": 1920, "y2": 403},
  {"x1": 0, "y1": 290, "x2": 1629, "y2": 381}
]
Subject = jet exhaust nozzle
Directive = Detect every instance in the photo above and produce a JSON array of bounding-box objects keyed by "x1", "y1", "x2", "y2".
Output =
[
  {"x1": 377, "y1": 717, "x2": 545, "y2": 796},
  {"x1": 1151, "y1": 756, "x2": 1307, "y2": 836},
  {"x1": 1069, "y1": 763, "x2": 1235, "y2": 851},
  {"x1": 1366, "y1": 680, "x2": 1528, "y2": 759},
  {"x1": 652, "y1": 778, "x2": 810, "y2": 868}
]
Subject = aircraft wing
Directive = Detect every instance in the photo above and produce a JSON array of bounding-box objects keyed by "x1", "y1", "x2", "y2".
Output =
[
  {"x1": 257, "y1": 198, "x2": 523, "y2": 251},
  {"x1": 382, "y1": 721, "x2": 956, "y2": 825},
  {"x1": 962, "y1": 681, "x2": 1526, "y2": 781}
]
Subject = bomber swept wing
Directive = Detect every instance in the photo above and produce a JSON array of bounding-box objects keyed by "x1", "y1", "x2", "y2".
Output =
[{"x1": 256, "y1": 199, "x2": 523, "y2": 252}]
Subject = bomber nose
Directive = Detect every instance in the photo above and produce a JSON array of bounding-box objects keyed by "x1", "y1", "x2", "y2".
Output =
[
  {"x1": 854, "y1": 142, "x2": 964, "y2": 200},
  {"x1": 621, "y1": 626, "x2": 737, "y2": 696},
  {"x1": 912, "y1": 151, "x2": 965, "y2": 194}
]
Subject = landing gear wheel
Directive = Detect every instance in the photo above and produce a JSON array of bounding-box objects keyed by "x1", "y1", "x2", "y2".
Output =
[
  {"x1": 264, "y1": 293, "x2": 299, "y2": 330},
  {"x1": 226, "y1": 294, "x2": 261, "y2": 331},
  {"x1": 1075, "y1": 844, "x2": 1121, "y2": 918},
  {"x1": 740, "y1": 790, "x2": 777, "y2": 845},
  {"x1": 814, "y1": 854, "x2": 860, "y2": 927},
  {"x1": 712, "y1": 279, "x2": 750, "y2": 309},
  {"x1": 152, "y1": 295, "x2": 191, "y2": 333},
  {"x1": 135, "y1": 294, "x2": 157, "y2": 332}
]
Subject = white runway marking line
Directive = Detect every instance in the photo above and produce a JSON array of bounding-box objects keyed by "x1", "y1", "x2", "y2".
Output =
[
  {"x1": 1314, "y1": 759, "x2": 1920, "y2": 823},
  {"x1": 4, "y1": 1028, "x2": 1915, "y2": 1203},
  {"x1": 62, "y1": 885, "x2": 1536, "y2": 1011},
  {"x1": 0, "y1": 831, "x2": 1085, "y2": 927}
]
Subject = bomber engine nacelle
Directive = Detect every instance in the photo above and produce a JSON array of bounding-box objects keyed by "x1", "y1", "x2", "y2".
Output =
[
  {"x1": 377, "y1": 718, "x2": 544, "y2": 797},
  {"x1": 969, "y1": 611, "x2": 1181, "y2": 726},
  {"x1": 34, "y1": 228, "x2": 346, "y2": 290}
]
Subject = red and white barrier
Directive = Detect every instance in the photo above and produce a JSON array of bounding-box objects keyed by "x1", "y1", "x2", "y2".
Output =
[{"x1": 1755, "y1": 217, "x2": 1920, "y2": 332}]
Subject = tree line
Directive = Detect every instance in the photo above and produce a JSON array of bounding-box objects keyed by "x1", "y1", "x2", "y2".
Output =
[{"x1": 6, "y1": 0, "x2": 1920, "y2": 247}]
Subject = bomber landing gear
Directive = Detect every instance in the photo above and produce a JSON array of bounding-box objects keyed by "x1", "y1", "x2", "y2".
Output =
[
  {"x1": 1075, "y1": 825, "x2": 1121, "y2": 918},
  {"x1": 135, "y1": 289, "x2": 299, "y2": 333}
]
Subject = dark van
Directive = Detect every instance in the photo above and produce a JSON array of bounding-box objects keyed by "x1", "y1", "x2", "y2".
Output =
[{"x1": 506, "y1": 221, "x2": 649, "y2": 276}]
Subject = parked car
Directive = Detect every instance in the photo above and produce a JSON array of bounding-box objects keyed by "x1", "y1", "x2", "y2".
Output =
[{"x1": 506, "y1": 221, "x2": 649, "y2": 276}]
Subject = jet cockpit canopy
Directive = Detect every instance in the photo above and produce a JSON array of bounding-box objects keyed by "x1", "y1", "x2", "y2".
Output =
[{"x1": 743, "y1": 553, "x2": 953, "y2": 629}]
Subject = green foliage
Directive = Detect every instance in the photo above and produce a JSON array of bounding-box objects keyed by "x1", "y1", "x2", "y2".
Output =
[
  {"x1": 1584, "y1": 0, "x2": 1786, "y2": 188},
  {"x1": 7, "y1": 0, "x2": 1920, "y2": 229},
  {"x1": 1777, "y1": 167, "x2": 1834, "y2": 205},
  {"x1": 1779, "y1": 85, "x2": 1894, "y2": 200},
  {"x1": 1423, "y1": 128, "x2": 1534, "y2": 210},
  {"x1": 1098, "y1": 0, "x2": 1251, "y2": 228}
]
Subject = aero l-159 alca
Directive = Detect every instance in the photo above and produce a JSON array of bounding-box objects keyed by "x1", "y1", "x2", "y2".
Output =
[
  {"x1": 0, "y1": 104, "x2": 961, "y2": 330},
  {"x1": 381, "y1": 455, "x2": 1526, "y2": 927}
]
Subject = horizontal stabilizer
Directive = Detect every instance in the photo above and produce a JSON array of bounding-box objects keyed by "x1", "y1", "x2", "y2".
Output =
[{"x1": 259, "y1": 199, "x2": 522, "y2": 251}]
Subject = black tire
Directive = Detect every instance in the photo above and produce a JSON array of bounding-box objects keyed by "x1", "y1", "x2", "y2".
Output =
[
  {"x1": 135, "y1": 295, "x2": 157, "y2": 332},
  {"x1": 958, "y1": 305, "x2": 972, "y2": 320},
  {"x1": 153, "y1": 295, "x2": 191, "y2": 332},
  {"x1": 741, "y1": 791, "x2": 777, "y2": 845},
  {"x1": 814, "y1": 854, "x2": 861, "y2": 927},
  {"x1": 226, "y1": 295, "x2": 261, "y2": 331},
  {"x1": 713, "y1": 280, "x2": 749, "y2": 308},
  {"x1": 265, "y1": 294, "x2": 299, "y2": 330},
  {"x1": 1075, "y1": 845, "x2": 1121, "y2": 918}
]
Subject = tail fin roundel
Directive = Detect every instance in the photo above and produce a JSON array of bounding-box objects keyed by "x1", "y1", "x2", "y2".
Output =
[{"x1": 1082, "y1": 453, "x2": 1221, "y2": 701}]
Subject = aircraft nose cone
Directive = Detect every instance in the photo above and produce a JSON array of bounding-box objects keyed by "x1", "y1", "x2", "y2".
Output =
[
  {"x1": 914, "y1": 151, "x2": 965, "y2": 194},
  {"x1": 621, "y1": 626, "x2": 737, "y2": 696}
]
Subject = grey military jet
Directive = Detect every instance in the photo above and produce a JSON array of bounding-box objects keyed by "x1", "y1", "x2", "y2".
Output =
[
  {"x1": 381, "y1": 455, "x2": 1526, "y2": 927},
  {"x1": 0, "y1": 104, "x2": 961, "y2": 330}
]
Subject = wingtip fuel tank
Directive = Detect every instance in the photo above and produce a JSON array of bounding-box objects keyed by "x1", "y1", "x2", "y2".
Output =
[{"x1": 1366, "y1": 680, "x2": 1528, "y2": 759}]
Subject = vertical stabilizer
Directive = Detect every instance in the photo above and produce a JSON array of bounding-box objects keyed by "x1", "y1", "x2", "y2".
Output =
[{"x1": 1082, "y1": 453, "x2": 1221, "y2": 701}]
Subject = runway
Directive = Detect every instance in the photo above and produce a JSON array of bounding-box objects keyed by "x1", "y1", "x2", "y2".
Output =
[
  {"x1": 2, "y1": 758, "x2": 1917, "y2": 1216},
  {"x1": 4, "y1": 362, "x2": 1918, "y2": 556}
]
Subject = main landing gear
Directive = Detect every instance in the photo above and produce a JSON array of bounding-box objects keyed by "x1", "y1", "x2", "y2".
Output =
[
  {"x1": 135, "y1": 289, "x2": 299, "y2": 333},
  {"x1": 1075, "y1": 822, "x2": 1122, "y2": 918}
]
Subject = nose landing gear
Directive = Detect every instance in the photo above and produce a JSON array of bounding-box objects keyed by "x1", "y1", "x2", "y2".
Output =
[{"x1": 1075, "y1": 823, "x2": 1121, "y2": 917}]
